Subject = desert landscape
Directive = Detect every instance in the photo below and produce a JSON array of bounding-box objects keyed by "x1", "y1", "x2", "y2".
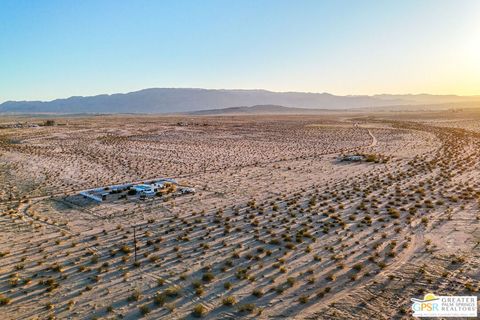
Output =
[
  {"x1": 0, "y1": 110, "x2": 478, "y2": 319},
  {"x1": 3, "y1": 0, "x2": 480, "y2": 318}
]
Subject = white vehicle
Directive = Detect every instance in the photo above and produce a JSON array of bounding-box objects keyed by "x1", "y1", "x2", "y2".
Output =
[
  {"x1": 133, "y1": 184, "x2": 155, "y2": 195},
  {"x1": 180, "y1": 187, "x2": 195, "y2": 194}
]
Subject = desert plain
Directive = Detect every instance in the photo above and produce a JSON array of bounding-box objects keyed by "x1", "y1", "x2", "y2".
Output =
[{"x1": 0, "y1": 111, "x2": 479, "y2": 319}]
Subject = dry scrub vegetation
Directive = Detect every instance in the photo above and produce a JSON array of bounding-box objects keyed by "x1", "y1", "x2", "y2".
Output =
[{"x1": 0, "y1": 113, "x2": 478, "y2": 319}]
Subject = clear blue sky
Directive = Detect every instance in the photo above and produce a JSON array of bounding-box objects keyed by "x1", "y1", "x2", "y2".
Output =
[{"x1": 1, "y1": 0, "x2": 480, "y2": 102}]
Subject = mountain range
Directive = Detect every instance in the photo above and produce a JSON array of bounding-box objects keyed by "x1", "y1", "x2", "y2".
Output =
[{"x1": 1, "y1": 88, "x2": 479, "y2": 114}]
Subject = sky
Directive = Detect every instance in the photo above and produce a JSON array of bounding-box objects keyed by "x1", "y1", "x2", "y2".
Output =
[{"x1": 1, "y1": 0, "x2": 480, "y2": 102}]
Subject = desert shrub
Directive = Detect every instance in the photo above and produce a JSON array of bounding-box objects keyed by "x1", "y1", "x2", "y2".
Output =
[
  {"x1": 9, "y1": 277, "x2": 19, "y2": 287},
  {"x1": 326, "y1": 274, "x2": 336, "y2": 281},
  {"x1": 192, "y1": 304, "x2": 207, "y2": 317},
  {"x1": 352, "y1": 263, "x2": 363, "y2": 271},
  {"x1": 195, "y1": 287, "x2": 204, "y2": 296},
  {"x1": 451, "y1": 255, "x2": 465, "y2": 264},
  {"x1": 43, "y1": 278, "x2": 59, "y2": 291},
  {"x1": 0, "y1": 294, "x2": 11, "y2": 305},
  {"x1": 202, "y1": 272, "x2": 215, "y2": 282},
  {"x1": 164, "y1": 285, "x2": 181, "y2": 297},
  {"x1": 51, "y1": 263, "x2": 63, "y2": 272},
  {"x1": 140, "y1": 305, "x2": 150, "y2": 315},
  {"x1": 465, "y1": 282, "x2": 476, "y2": 292},
  {"x1": 148, "y1": 255, "x2": 159, "y2": 262},
  {"x1": 222, "y1": 296, "x2": 237, "y2": 306},
  {"x1": 270, "y1": 238, "x2": 280, "y2": 245},
  {"x1": 299, "y1": 295, "x2": 309, "y2": 304},
  {"x1": 154, "y1": 292, "x2": 166, "y2": 306},
  {"x1": 128, "y1": 289, "x2": 141, "y2": 302},
  {"x1": 238, "y1": 303, "x2": 256, "y2": 313},
  {"x1": 275, "y1": 286, "x2": 285, "y2": 294},
  {"x1": 14, "y1": 264, "x2": 24, "y2": 270},
  {"x1": 236, "y1": 268, "x2": 248, "y2": 280},
  {"x1": 287, "y1": 277, "x2": 296, "y2": 286},
  {"x1": 388, "y1": 208, "x2": 400, "y2": 218},
  {"x1": 120, "y1": 245, "x2": 131, "y2": 254},
  {"x1": 192, "y1": 280, "x2": 202, "y2": 289},
  {"x1": 252, "y1": 288, "x2": 264, "y2": 297}
]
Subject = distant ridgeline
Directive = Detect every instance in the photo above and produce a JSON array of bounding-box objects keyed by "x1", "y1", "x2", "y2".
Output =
[{"x1": 2, "y1": 88, "x2": 479, "y2": 114}]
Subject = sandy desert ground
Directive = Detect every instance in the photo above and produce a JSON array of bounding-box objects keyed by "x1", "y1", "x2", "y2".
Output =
[{"x1": 0, "y1": 111, "x2": 479, "y2": 319}]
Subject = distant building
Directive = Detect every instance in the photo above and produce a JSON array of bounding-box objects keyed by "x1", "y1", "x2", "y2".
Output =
[
  {"x1": 340, "y1": 154, "x2": 365, "y2": 162},
  {"x1": 79, "y1": 177, "x2": 183, "y2": 203}
]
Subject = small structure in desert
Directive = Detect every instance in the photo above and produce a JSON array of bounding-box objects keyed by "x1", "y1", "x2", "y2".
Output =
[
  {"x1": 339, "y1": 154, "x2": 365, "y2": 162},
  {"x1": 79, "y1": 178, "x2": 186, "y2": 203}
]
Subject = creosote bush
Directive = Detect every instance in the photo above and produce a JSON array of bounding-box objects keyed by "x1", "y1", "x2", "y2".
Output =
[
  {"x1": 128, "y1": 289, "x2": 141, "y2": 302},
  {"x1": 192, "y1": 304, "x2": 207, "y2": 317},
  {"x1": 238, "y1": 303, "x2": 256, "y2": 313},
  {"x1": 222, "y1": 296, "x2": 237, "y2": 306},
  {"x1": 0, "y1": 294, "x2": 11, "y2": 305}
]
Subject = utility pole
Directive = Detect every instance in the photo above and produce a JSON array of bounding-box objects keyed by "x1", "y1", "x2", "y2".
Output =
[{"x1": 133, "y1": 225, "x2": 137, "y2": 263}]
